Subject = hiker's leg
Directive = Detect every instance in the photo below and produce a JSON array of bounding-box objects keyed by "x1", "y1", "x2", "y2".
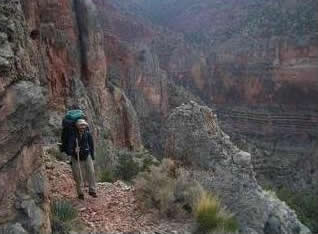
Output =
[
  {"x1": 85, "y1": 155, "x2": 97, "y2": 193},
  {"x1": 71, "y1": 157, "x2": 83, "y2": 196},
  {"x1": 80, "y1": 160, "x2": 88, "y2": 187}
]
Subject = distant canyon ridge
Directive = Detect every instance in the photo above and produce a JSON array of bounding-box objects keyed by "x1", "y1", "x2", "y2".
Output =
[{"x1": 105, "y1": 0, "x2": 318, "y2": 193}]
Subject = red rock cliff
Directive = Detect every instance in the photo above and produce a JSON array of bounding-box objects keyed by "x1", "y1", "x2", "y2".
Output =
[{"x1": 0, "y1": 0, "x2": 142, "y2": 232}]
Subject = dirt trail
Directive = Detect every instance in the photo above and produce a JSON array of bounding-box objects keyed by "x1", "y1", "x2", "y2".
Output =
[{"x1": 45, "y1": 157, "x2": 193, "y2": 233}]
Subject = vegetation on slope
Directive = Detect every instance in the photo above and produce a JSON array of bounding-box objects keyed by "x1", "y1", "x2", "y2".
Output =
[
  {"x1": 114, "y1": 0, "x2": 318, "y2": 48},
  {"x1": 275, "y1": 187, "x2": 318, "y2": 233},
  {"x1": 243, "y1": 0, "x2": 318, "y2": 39},
  {"x1": 51, "y1": 200, "x2": 78, "y2": 234},
  {"x1": 134, "y1": 159, "x2": 239, "y2": 233}
]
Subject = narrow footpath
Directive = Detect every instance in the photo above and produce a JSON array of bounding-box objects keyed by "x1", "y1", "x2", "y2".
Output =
[{"x1": 45, "y1": 151, "x2": 193, "y2": 233}]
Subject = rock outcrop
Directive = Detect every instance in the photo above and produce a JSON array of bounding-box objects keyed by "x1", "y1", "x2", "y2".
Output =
[
  {"x1": 0, "y1": 1, "x2": 50, "y2": 233},
  {"x1": 162, "y1": 101, "x2": 311, "y2": 234}
]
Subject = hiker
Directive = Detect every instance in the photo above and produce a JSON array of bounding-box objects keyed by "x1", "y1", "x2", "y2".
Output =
[{"x1": 65, "y1": 118, "x2": 97, "y2": 199}]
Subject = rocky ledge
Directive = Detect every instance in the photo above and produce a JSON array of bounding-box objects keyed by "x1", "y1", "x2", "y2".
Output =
[{"x1": 162, "y1": 101, "x2": 311, "y2": 234}]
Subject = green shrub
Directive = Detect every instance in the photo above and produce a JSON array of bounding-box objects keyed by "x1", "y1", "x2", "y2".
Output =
[
  {"x1": 175, "y1": 168, "x2": 205, "y2": 213},
  {"x1": 51, "y1": 200, "x2": 77, "y2": 222},
  {"x1": 194, "y1": 192, "x2": 238, "y2": 233},
  {"x1": 51, "y1": 200, "x2": 78, "y2": 234},
  {"x1": 195, "y1": 192, "x2": 221, "y2": 231},
  {"x1": 95, "y1": 142, "x2": 113, "y2": 169},
  {"x1": 114, "y1": 149, "x2": 159, "y2": 182},
  {"x1": 115, "y1": 150, "x2": 140, "y2": 181},
  {"x1": 134, "y1": 159, "x2": 205, "y2": 218},
  {"x1": 222, "y1": 215, "x2": 239, "y2": 232},
  {"x1": 95, "y1": 141, "x2": 116, "y2": 181},
  {"x1": 134, "y1": 159, "x2": 177, "y2": 216},
  {"x1": 141, "y1": 154, "x2": 160, "y2": 171},
  {"x1": 276, "y1": 187, "x2": 318, "y2": 233},
  {"x1": 98, "y1": 168, "x2": 114, "y2": 183},
  {"x1": 95, "y1": 144, "x2": 158, "y2": 183}
]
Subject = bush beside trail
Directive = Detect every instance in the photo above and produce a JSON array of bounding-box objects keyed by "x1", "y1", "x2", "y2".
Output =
[{"x1": 134, "y1": 159, "x2": 239, "y2": 233}]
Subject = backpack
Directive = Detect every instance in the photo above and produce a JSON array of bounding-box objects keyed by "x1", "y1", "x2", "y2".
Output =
[{"x1": 60, "y1": 109, "x2": 86, "y2": 153}]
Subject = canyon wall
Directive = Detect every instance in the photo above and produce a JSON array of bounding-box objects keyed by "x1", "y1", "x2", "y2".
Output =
[
  {"x1": 22, "y1": 0, "x2": 142, "y2": 150},
  {"x1": 212, "y1": 36, "x2": 318, "y2": 191},
  {"x1": 109, "y1": 0, "x2": 318, "y2": 194},
  {"x1": 0, "y1": 1, "x2": 50, "y2": 232},
  {"x1": 0, "y1": 0, "x2": 316, "y2": 232},
  {"x1": 0, "y1": 0, "x2": 142, "y2": 232}
]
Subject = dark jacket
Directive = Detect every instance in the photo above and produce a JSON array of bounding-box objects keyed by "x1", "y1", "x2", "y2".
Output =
[{"x1": 66, "y1": 129, "x2": 95, "y2": 161}]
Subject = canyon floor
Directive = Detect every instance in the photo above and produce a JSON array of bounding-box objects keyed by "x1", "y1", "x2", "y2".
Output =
[{"x1": 45, "y1": 153, "x2": 194, "y2": 233}]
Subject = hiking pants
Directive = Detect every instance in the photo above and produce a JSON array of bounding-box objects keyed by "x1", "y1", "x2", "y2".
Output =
[{"x1": 71, "y1": 155, "x2": 96, "y2": 195}]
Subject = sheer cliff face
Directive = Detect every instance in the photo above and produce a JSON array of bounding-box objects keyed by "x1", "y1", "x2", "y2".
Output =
[
  {"x1": 22, "y1": 0, "x2": 142, "y2": 150},
  {"x1": 0, "y1": 0, "x2": 141, "y2": 232},
  {"x1": 0, "y1": 1, "x2": 50, "y2": 233},
  {"x1": 108, "y1": 0, "x2": 318, "y2": 193}
]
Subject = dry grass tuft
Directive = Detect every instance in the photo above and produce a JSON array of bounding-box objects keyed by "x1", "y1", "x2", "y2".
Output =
[{"x1": 194, "y1": 192, "x2": 238, "y2": 233}]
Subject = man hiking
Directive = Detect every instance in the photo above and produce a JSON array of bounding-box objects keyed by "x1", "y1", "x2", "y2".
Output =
[{"x1": 65, "y1": 118, "x2": 97, "y2": 200}]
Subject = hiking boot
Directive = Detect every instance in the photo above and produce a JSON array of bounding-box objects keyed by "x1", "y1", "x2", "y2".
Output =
[
  {"x1": 78, "y1": 194, "x2": 84, "y2": 200},
  {"x1": 88, "y1": 191, "x2": 97, "y2": 198}
]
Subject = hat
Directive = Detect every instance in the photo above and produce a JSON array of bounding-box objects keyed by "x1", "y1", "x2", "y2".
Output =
[{"x1": 76, "y1": 119, "x2": 88, "y2": 127}]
